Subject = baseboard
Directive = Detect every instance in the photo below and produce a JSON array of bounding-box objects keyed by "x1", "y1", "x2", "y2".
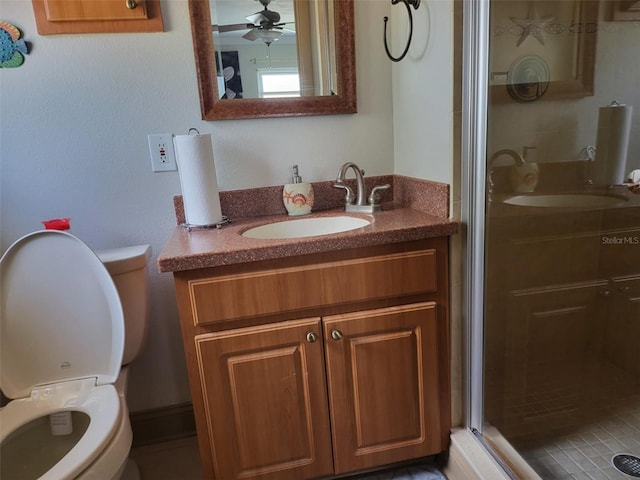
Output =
[
  {"x1": 442, "y1": 428, "x2": 511, "y2": 480},
  {"x1": 129, "y1": 402, "x2": 197, "y2": 447}
]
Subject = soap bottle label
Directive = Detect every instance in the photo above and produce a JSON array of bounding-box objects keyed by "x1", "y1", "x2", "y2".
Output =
[{"x1": 283, "y1": 184, "x2": 314, "y2": 216}]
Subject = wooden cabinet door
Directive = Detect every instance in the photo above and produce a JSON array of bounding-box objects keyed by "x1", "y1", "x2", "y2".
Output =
[
  {"x1": 194, "y1": 318, "x2": 333, "y2": 480},
  {"x1": 41, "y1": 0, "x2": 150, "y2": 21},
  {"x1": 32, "y1": 0, "x2": 163, "y2": 34},
  {"x1": 603, "y1": 275, "x2": 640, "y2": 380},
  {"x1": 323, "y1": 303, "x2": 442, "y2": 474},
  {"x1": 502, "y1": 282, "x2": 604, "y2": 435}
]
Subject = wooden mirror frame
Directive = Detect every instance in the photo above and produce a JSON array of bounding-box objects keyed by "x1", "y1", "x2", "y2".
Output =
[
  {"x1": 188, "y1": 0, "x2": 357, "y2": 120},
  {"x1": 489, "y1": 0, "x2": 598, "y2": 104}
]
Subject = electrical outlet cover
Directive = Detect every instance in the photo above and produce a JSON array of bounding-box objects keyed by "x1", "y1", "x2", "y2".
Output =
[{"x1": 148, "y1": 134, "x2": 177, "y2": 172}]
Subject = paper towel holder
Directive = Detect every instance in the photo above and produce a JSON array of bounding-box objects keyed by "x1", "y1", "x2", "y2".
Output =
[
  {"x1": 183, "y1": 216, "x2": 231, "y2": 232},
  {"x1": 176, "y1": 127, "x2": 230, "y2": 231}
]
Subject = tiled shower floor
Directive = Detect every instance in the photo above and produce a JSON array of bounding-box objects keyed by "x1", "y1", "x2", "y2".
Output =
[{"x1": 504, "y1": 360, "x2": 640, "y2": 479}]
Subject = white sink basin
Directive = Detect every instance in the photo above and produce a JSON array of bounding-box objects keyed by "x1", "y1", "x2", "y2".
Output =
[
  {"x1": 503, "y1": 193, "x2": 628, "y2": 209},
  {"x1": 242, "y1": 216, "x2": 371, "y2": 239}
]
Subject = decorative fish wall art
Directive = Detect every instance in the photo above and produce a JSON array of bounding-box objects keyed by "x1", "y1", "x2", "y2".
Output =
[{"x1": 0, "y1": 21, "x2": 29, "y2": 68}]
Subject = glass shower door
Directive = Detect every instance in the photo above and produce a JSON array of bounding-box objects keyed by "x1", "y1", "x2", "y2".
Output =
[{"x1": 480, "y1": 1, "x2": 640, "y2": 478}]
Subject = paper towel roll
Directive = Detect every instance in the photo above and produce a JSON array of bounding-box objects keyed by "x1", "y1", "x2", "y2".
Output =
[
  {"x1": 595, "y1": 102, "x2": 633, "y2": 185},
  {"x1": 174, "y1": 133, "x2": 223, "y2": 226}
]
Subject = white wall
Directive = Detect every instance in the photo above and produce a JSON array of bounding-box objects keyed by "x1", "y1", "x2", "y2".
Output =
[
  {"x1": 391, "y1": 0, "x2": 454, "y2": 184},
  {"x1": 0, "y1": 0, "x2": 398, "y2": 411}
]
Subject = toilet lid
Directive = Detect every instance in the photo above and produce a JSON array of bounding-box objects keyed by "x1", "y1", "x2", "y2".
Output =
[{"x1": 0, "y1": 231, "x2": 124, "y2": 400}]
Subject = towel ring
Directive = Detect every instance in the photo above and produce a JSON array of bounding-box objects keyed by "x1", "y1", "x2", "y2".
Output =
[{"x1": 383, "y1": 0, "x2": 421, "y2": 62}]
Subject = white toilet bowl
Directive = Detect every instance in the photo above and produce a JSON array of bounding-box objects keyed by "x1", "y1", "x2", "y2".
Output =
[
  {"x1": 1, "y1": 379, "x2": 127, "y2": 480},
  {"x1": 0, "y1": 231, "x2": 150, "y2": 480}
]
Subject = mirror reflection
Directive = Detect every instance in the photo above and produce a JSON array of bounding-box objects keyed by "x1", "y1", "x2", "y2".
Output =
[
  {"x1": 188, "y1": 0, "x2": 355, "y2": 120},
  {"x1": 211, "y1": 0, "x2": 337, "y2": 99}
]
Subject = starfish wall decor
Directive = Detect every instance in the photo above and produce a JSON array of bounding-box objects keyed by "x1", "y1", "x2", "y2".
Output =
[{"x1": 510, "y1": 1, "x2": 554, "y2": 47}]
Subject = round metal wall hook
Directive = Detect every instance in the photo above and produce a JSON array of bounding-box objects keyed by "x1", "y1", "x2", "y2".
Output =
[{"x1": 383, "y1": 0, "x2": 421, "y2": 62}]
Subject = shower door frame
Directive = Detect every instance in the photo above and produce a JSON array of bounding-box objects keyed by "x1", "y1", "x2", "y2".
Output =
[
  {"x1": 461, "y1": 2, "x2": 526, "y2": 476},
  {"x1": 461, "y1": 0, "x2": 490, "y2": 435}
]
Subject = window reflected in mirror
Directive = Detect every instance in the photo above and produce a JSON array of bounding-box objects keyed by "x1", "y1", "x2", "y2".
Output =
[{"x1": 258, "y1": 69, "x2": 301, "y2": 98}]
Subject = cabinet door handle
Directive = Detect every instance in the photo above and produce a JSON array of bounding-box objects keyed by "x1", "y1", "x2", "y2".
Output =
[
  {"x1": 126, "y1": 0, "x2": 138, "y2": 9},
  {"x1": 306, "y1": 332, "x2": 318, "y2": 343},
  {"x1": 331, "y1": 329, "x2": 343, "y2": 341}
]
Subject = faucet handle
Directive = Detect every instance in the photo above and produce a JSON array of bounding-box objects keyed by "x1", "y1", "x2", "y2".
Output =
[
  {"x1": 368, "y1": 184, "x2": 390, "y2": 206},
  {"x1": 334, "y1": 181, "x2": 355, "y2": 204}
]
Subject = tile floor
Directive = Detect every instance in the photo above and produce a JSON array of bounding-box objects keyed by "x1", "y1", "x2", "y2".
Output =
[
  {"x1": 504, "y1": 361, "x2": 640, "y2": 480},
  {"x1": 129, "y1": 436, "x2": 446, "y2": 480},
  {"x1": 129, "y1": 436, "x2": 203, "y2": 480}
]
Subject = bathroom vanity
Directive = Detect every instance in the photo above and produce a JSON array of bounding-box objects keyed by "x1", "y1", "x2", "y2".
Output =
[{"x1": 158, "y1": 177, "x2": 457, "y2": 480}]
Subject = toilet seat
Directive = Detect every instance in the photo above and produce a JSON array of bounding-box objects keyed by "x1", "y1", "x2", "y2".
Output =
[
  {"x1": 0, "y1": 230, "x2": 126, "y2": 480},
  {"x1": 0, "y1": 379, "x2": 121, "y2": 480}
]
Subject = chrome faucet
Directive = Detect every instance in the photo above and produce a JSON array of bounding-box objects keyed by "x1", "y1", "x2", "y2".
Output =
[
  {"x1": 487, "y1": 149, "x2": 526, "y2": 195},
  {"x1": 334, "y1": 162, "x2": 390, "y2": 213}
]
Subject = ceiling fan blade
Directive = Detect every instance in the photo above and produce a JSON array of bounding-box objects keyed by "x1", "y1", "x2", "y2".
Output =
[
  {"x1": 247, "y1": 9, "x2": 280, "y2": 25},
  {"x1": 272, "y1": 21, "x2": 294, "y2": 29},
  {"x1": 242, "y1": 29, "x2": 259, "y2": 41},
  {"x1": 246, "y1": 13, "x2": 266, "y2": 25},
  {"x1": 213, "y1": 23, "x2": 254, "y2": 33}
]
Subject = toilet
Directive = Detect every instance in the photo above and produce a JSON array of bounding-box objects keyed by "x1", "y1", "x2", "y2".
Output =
[{"x1": 0, "y1": 230, "x2": 151, "y2": 480}]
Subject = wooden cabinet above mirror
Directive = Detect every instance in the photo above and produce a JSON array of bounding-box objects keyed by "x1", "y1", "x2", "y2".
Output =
[
  {"x1": 32, "y1": 0, "x2": 163, "y2": 34},
  {"x1": 188, "y1": 0, "x2": 356, "y2": 120}
]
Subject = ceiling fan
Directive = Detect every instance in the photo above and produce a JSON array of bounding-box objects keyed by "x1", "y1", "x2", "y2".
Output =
[{"x1": 213, "y1": 0, "x2": 294, "y2": 46}]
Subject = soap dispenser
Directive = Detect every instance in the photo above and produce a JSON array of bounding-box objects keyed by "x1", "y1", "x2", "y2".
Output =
[
  {"x1": 627, "y1": 169, "x2": 640, "y2": 194},
  {"x1": 510, "y1": 146, "x2": 539, "y2": 193},
  {"x1": 283, "y1": 165, "x2": 314, "y2": 216}
]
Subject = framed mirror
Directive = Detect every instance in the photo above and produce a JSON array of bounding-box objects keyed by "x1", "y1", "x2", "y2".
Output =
[
  {"x1": 188, "y1": 0, "x2": 357, "y2": 120},
  {"x1": 488, "y1": 0, "x2": 598, "y2": 104}
]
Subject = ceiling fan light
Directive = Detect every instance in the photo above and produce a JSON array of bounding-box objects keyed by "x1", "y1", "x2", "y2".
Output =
[{"x1": 256, "y1": 29, "x2": 282, "y2": 45}]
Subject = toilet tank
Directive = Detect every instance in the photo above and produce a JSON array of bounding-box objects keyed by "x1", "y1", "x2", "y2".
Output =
[{"x1": 96, "y1": 245, "x2": 152, "y2": 366}]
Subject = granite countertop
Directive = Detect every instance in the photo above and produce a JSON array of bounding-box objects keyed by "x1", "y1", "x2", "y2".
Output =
[{"x1": 158, "y1": 175, "x2": 459, "y2": 273}]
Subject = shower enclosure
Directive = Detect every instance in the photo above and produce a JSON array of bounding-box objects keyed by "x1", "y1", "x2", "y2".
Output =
[{"x1": 464, "y1": 1, "x2": 640, "y2": 478}]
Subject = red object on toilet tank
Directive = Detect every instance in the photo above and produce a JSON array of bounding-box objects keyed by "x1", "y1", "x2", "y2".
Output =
[{"x1": 42, "y1": 218, "x2": 71, "y2": 231}]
